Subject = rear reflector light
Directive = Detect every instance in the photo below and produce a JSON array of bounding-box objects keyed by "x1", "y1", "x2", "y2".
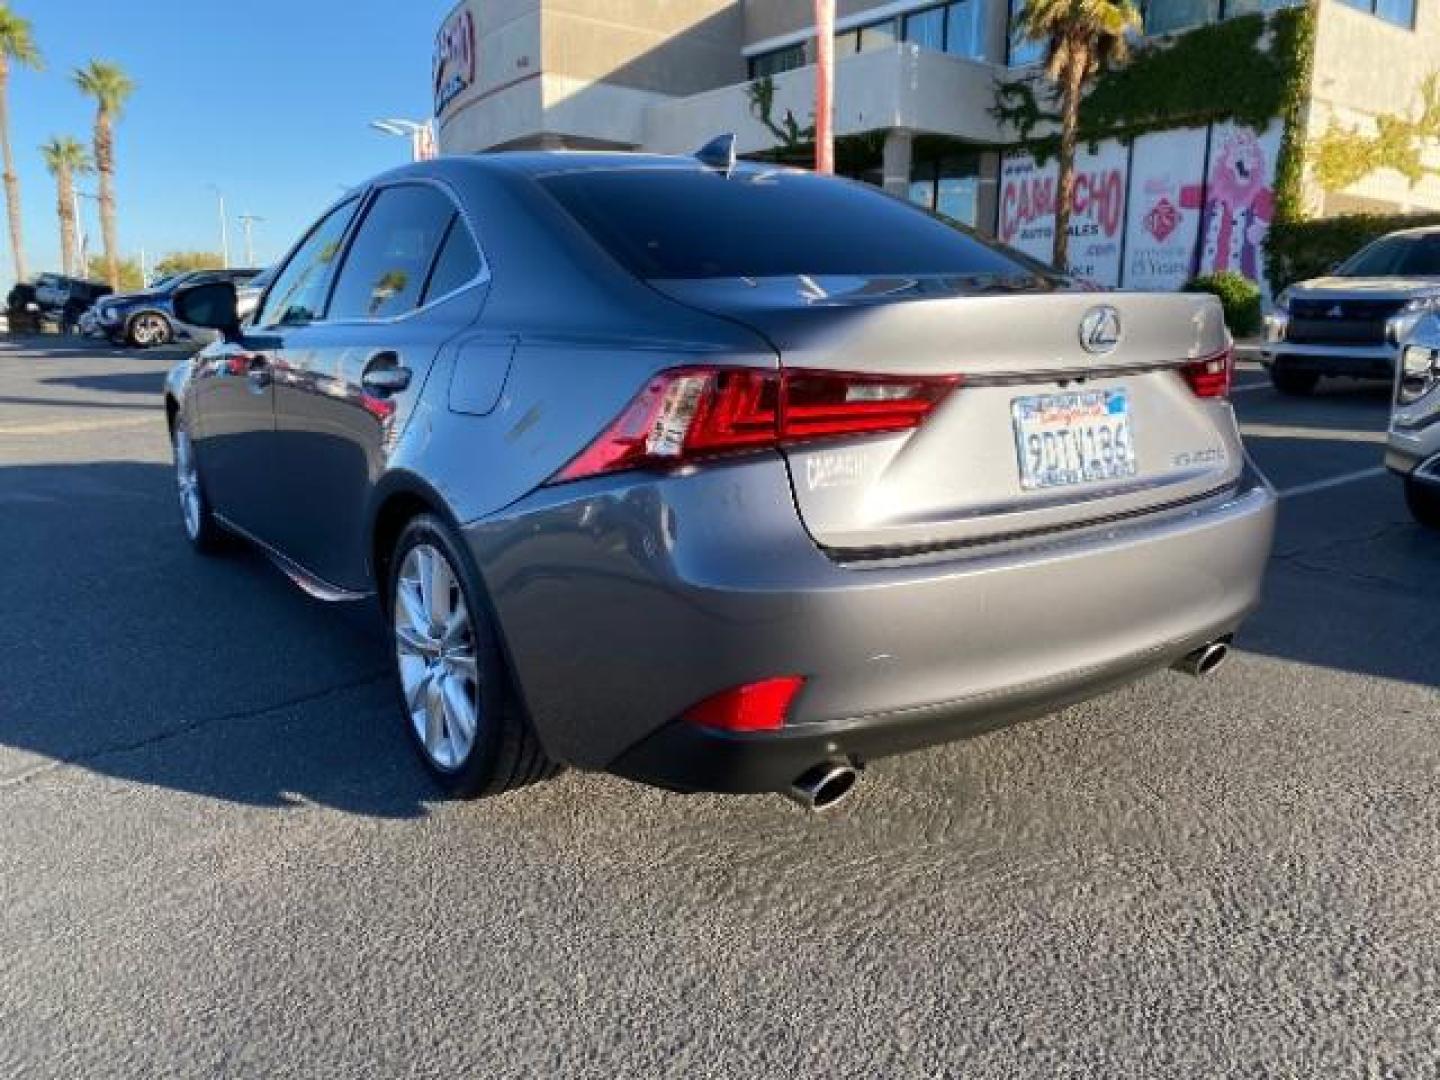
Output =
[
  {"x1": 683, "y1": 676, "x2": 805, "y2": 733},
  {"x1": 1181, "y1": 348, "x2": 1233, "y2": 399},
  {"x1": 553, "y1": 366, "x2": 959, "y2": 483}
]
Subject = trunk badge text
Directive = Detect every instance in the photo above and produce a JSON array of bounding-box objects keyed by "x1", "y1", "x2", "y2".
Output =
[{"x1": 1079, "y1": 305, "x2": 1123, "y2": 355}]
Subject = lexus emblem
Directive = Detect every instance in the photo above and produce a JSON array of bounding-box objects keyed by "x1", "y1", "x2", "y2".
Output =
[
  {"x1": 1079, "y1": 305, "x2": 1122, "y2": 355},
  {"x1": 1327, "y1": 304, "x2": 1345, "y2": 318}
]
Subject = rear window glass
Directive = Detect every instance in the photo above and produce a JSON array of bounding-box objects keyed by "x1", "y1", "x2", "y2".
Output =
[{"x1": 541, "y1": 167, "x2": 1051, "y2": 282}]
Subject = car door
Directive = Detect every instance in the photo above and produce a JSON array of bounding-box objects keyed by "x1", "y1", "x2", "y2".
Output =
[
  {"x1": 193, "y1": 196, "x2": 360, "y2": 542},
  {"x1": 267, "y1": 180, "x2": 487, "y2": 591}
]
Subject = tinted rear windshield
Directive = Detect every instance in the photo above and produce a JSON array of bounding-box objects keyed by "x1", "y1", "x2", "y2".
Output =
[{"x1": 541, "y1": 167, "x2": 1052, "y2": 282}]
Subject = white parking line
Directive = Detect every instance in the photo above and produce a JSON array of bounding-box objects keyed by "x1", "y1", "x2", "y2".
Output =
[
  {"x1": 1240, "y1": 422, "x2": 1386, "y2": 445},
  {"x1": 1277, "y1": 466, "x2": 1388, "y2": 500},
  {"x1": 0, "y1": 416, "x2": 158, "y2": 437}
]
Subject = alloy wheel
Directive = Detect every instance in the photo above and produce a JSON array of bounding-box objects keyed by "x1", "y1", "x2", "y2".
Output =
[
  {"x1": 393, "y1": 543, "x2": 482, "y2": 771},
  {"x1": 132, "y1": 314, "x2": 168, "y2": 347},
  {"x1": 173, "y1": 426, "x2": 202, "y2": 539}
]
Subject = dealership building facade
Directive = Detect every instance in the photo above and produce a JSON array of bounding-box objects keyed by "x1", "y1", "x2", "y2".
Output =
[{"x1": 434, "y1": 0, "x2": 1440, "y2": 291}]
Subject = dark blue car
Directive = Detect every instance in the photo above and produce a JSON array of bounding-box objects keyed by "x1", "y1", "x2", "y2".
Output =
[{"x1": 94, "y1": 267, "x2": 262, "y2": 348}]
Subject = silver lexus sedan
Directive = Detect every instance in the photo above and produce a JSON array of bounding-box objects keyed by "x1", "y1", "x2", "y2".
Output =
[{"x1": 164, "y1": 151, "x2": 1276, "y2": 810}]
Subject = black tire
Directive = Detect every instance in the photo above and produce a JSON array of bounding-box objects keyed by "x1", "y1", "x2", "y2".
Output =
[
  {"x1": 126, "y1": 311, "x2": 172, "y2": 349},
  {"x1": 388, "y1": 513, "x2": 558, "y2": 798},
  {"x1": 1405, "y1": 477, "x2": 1440, "y2": 530},
  {"x1": 1270, "y1": 363, "x2": 1319, "y2": 397},
  {"x1": 170, "y1": 414, "x2": 227, "y2": 554}
]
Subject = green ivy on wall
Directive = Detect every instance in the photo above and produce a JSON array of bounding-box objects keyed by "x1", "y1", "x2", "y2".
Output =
[
  {"x1": 1267, "y1": 1, "x2": 1316, "y2": 288},
  {"x1": 746, "y1": 76, "x2": 815, "y2": 153},
  {"x1": 991, "y1": 10, "x2": 1308, "y2": 154},
  {"x1": 992, "y1": 5, "x2": 1322, "y2": 289},
  {"x1": 1309, "y1": 73, "x2": 1440, "y2": 192}
]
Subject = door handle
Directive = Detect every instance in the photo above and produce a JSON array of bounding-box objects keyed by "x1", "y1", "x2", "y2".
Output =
[{"x1": 361, "y1": 355, "x2": 412, "y2": 397}]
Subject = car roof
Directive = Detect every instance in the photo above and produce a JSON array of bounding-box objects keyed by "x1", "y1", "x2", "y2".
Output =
[
  {"x1": 478, "y1": 149, "x2": 804, "y2": 182},
  {"x1": 1384, "y1": 225, "x2": 1440, "y2": 239},
  {"x1": 365, "y1": 150, "x2": 790, "y2": 190}
]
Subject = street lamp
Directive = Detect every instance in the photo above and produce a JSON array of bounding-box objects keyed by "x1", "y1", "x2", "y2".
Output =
[
  {"x1": 238, "y1": 213, "x2": 264, "y2": 268},
  {"x1": 74, "y1": 191, "x2": 100, "y2": 275},
  {"x1": 369, "y1": 118, "x2": 436, "y2": 162},
  {"x1": 208, "y1": 184, "x2": 230, "y2": 267}
]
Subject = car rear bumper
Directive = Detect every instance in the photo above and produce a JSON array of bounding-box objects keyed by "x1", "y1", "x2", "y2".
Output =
[{"x1": 465, "y1": 457, "x2": 1277, "y2": 793}]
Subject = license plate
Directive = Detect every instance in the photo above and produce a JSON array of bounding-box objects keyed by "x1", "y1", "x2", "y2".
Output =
[{"x1": 1012, "y1": 388, "x2": 1137, "y2": 490}]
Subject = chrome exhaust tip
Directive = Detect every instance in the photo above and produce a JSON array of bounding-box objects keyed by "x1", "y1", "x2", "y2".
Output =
[
  {"x1": 786, "y1": 762, "x2": 860, "y2": 812},
  {"x1": 1174, "y1": 637, "x2": 1232, "y2": 679}
]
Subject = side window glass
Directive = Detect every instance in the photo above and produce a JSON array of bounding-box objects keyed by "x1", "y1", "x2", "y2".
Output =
[
  {"x1": 258, "y1": 198, "x2": 359, "y2": 328},
  {"x1": 328, "y1": 185, "x2": 455, "y2": 321},
  {"x1": 422, "y1": 215, "x2": 483, "y2": 304}
]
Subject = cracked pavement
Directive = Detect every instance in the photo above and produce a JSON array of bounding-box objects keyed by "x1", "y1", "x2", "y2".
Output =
[{"x1": 1, "y1": 338, "x2": 1437, "y2": 1078}]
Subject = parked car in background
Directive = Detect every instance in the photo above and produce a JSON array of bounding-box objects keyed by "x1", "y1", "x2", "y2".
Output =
[
  {"x1": 1388, "y1": 313, "x2": 1440, "y2": 529},
  {"x1": 32, "y1": 273, "x2": 111, "y2": 331},
  {"x1": 236, "y1": 266, "x2": 275, "y2": 323},
  {"x1": 1263, "y1": 227, "x2": 1440, "y2": 396},
  {"x1": 163, "y1": 152, "x2": 1276, "y2": 811},
  {"x1": 93, "y1": 267, "x2": 262, "y2": 347},
  {"x1": 5, "y1": 282, "x2": 42, "y2": 333}
]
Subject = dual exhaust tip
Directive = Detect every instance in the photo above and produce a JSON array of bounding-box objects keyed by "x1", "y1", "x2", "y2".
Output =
[
  {"x1": 786, "y1": 761, "x2": 860, "y2": 812},
  {"x1": 1173, "y1": 636, "x2": 1232, "y2": 679},
  {"x1": 783, "y1": 637, "x2": 1232, "y2": 812}
]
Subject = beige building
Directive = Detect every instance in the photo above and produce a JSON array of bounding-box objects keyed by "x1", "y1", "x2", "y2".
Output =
[{"x1": 432, "y1": 0, "x2": 1440, "y2": 285}]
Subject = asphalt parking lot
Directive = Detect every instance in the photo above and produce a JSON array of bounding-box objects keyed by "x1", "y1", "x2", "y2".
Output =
[{"x1": 1, "y1": 334, "x2": 1437, "y2": 1078}]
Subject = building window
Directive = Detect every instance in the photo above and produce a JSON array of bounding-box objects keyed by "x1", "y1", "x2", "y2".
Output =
[
  {"x1": 1342, "y1": 0, "x2": 1416, "y2": 27},
  {"x1": 748, "y1": 43, "x2": 807, "y2": 79},
  {"x1": 902, "y1": 2, "x2": 986, "y2": 61},
  {"x1": 1142, "y1": 0, "x2": 1222, "y2": 35},
  {"x1": 909, "y1": 155, "x2": 981, "y2": 228},
  {"x1": 903, "y1": 6, "x2": 946, "y2": 51},
  {"x1": 1006, "y1": 0, "x2": 1047, "y2": 66},
  {"x1": 859, "y1": 18, "x2": 898, "y2": 51}
]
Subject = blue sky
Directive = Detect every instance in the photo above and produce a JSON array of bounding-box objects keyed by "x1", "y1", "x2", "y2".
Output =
[{"x1": 8, "y1": 0, "x2": 450, "y2": 287}]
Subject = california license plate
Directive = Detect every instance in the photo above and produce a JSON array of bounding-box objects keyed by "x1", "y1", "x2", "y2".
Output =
[{"x1": 1012, "y1": 388, "x2": 1137, "y2": 490}]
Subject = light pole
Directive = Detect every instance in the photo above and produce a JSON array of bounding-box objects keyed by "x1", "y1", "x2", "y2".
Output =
[
  {"x1": 238, "y1": 213, "x2": 264, "y2": 267},
  {"x1": 208, "y1": 184, "x2": 230, "y2": 267},
  {"x1": 814, "y1": 0, "x2": 835, "y2": 175},
  {"x1": 369, "y1": 118, "x2": 437, "y2": 162},
  {"x1": 74, "y1": 191, "x2": 101, "y2": 277}
]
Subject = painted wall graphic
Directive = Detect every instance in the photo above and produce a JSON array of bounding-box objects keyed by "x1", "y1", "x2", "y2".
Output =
[
  {"x1": 998, "y1": 141, "x2": 1129, "y2": 287},
  {"x1": 1195, "y1": 121, "x2": 1282, "y2": 293},
  {"x1": 1123, "y1": 128, "x2": 1209, "y2": 292}
]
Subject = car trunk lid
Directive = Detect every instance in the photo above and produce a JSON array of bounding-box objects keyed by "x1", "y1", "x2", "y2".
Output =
[{"x1": 651, "y1": 276, "x2": 1242, "y2": 554}]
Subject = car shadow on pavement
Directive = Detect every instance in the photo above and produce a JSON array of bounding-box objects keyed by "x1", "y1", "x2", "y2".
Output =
[
  {"x1": 1, "y1": 451, "x2": 1433, "y2": 821},
  {"x1": 41, "y1": 370, "x2": 169, "y2": 395},
  {"x1": 0, "y1": 333, "x2": 191, "y2": 361},
  {"x1": 0, "y1": 460, "x2": 435, "y2": 819}
]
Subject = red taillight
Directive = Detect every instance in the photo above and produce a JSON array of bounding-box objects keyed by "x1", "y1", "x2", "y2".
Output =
[
  {"x1": 1181, "y1": 348, "x2": 1233, "y2": 399},
  {"x1": 683, "y1": 676, "x2": 805, "y2": 733},
  {"x1": 553, "y1": 366, "x2": 959, "y2": 483}
]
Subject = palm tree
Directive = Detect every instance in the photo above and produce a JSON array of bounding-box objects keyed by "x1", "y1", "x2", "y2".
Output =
[
  {"x1": 40, "y1": 137, "x2": 92, "y2": 277},
  {"x1": 72, "y1": 59, "x2": 133, "y2": 290},
  {"x1": 1016, "y1": 0, "x2": 1140, "y2": 270},
  {"x1": 0, "y1": 6, "x2": 42, "y2": 285}
]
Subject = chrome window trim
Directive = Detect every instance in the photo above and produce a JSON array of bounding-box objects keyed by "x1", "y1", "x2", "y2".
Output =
[{"x1": 253, "y1": 193, "x2": 365, "y2": 331}]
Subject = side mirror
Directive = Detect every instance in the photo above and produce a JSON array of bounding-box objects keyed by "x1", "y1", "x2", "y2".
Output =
[{"x1": 174, "y1": 281, "x2": 241, "y2": 342}]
